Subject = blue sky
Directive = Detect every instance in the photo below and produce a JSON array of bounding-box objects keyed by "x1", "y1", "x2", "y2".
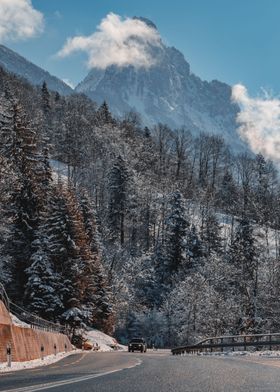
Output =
[{"x1": 3, "y1": 0, "x2": 280, "y2": 94}]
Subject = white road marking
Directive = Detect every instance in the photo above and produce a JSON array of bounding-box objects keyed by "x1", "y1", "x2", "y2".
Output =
[
  {"x1": 123, "y1": 359, "x2": 142, "y2": 369},
  {"x1": 0, "y1": 360, "x2": 142, "y2": 392}
]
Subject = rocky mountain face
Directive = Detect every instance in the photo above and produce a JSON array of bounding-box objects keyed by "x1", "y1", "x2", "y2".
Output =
[
  {"x1": 0, "y1": 20, "x2": 243, "y2": 149},
  {"x1": 76, "y1": 19, "x2": 242, "y2": 149},
  {"x1": 0, "y1": 45, "x2": 73, "y2": 95}
]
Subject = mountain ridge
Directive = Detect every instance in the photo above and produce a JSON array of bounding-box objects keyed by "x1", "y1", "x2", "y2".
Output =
[
  {"x1": 0, "y1": 45, "x2": 73, "y2": 95},
  {"x1": 75, "y1": 19, "x2": 243, "y2": 149},
  {"x1": 0, "y1": 28, "x2": 243, "y2": 150}
]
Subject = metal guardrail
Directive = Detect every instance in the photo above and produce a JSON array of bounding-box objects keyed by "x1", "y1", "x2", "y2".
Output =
[
  {"x1": 9, "y1": 301, "x2": 69, "y2": 335},
  {"x1": 171, "y1": 333, "x2": 280, "y2": 355},
  {"x1": 0, "y1": 283, "x2": 10, "y2": 311},
  {"x1": 0, "y1": 283, "x2": 69, "y2": 335}
]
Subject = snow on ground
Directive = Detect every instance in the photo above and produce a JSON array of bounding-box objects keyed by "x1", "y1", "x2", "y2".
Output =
[
  {"x1": 0, "y1": 327, "x2": 126, "y2": 373},
  {"x1": 10, "y1": 314, "x2": 30, "y2": 328},
  {"x1": 50, "y1": 160, "x2": 68, "y2": 177},
  {"x1": 50, "y1": 159, "x2": 69, "y2": 183},
  {"x1": 0, "y1": 351, "x2": 80, "y2": 373},
  {"x1": 85, "y1": 329, "x2": 126, "y2": 352},
  {"x1": 195, "y1": 350, "x2": 280, "y2": 358}
]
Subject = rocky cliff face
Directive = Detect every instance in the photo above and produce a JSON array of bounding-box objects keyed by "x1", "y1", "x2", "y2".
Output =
[
  {"x1": 0, "y1": 45, "x2": 73, "y2": 95},
  {"x1": 76, "y1": 19, "x2": 242, "y2": 149},
  {"x1": 0, "y1": 20, "x2": 243, "y2": 149}
]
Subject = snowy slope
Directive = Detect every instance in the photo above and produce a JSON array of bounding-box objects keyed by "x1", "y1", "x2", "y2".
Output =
[
  {"x1": 85, "y1": 329, "x2": 126, "y2": 352},
  {"x1": 10, "y1": 314, "x2": 30, "y2": 328},
  {"x1": 50, "y1": 160, "x2": 69, "y2": 182},
  {"x1": 76, "y1": 18, "x2": 243, "y2": 150},
  {"x1": 0, "y1": 45, "x2": 73, "y2": 95}
]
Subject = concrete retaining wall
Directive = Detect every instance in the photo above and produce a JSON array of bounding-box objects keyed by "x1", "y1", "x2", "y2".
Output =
[
  {"x1": 0, "y1": 301, "x2": 72, "y2": 362},
  {"x1": 0, "y1": 301, "x2": 11, "y2": 325}
]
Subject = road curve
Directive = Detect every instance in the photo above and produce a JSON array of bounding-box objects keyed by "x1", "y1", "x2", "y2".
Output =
[{"x1": 1, "y1": 351, "x2": 280, "y2": 391}]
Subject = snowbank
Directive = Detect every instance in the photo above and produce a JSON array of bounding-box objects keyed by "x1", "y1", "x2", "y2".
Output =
[
  {"x1": 84, "y1": 329, "x2": 126, "y2": 352},
  {"x1": 196, "y1": 350, "x2": 280, "y2": 358},
  {"x1": 0, "y1": 351, "x2": 79, "y2": 373},
  {"x1": 10, "y1": 313, "x2": 30, "y2": 328}
]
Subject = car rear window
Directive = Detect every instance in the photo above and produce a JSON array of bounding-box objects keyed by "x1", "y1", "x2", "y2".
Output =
[{"x1": 130, "y1": 339, "x2": 144, "y2": 343}]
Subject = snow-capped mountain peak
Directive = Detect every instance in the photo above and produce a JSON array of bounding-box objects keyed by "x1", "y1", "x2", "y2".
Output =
[{"x1": 75, "y1": 18, "x2": 242, "y2": 149}]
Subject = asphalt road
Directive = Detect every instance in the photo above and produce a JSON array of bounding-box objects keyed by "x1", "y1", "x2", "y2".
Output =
[{"x1": 1, "y1": 351, "x2": 280, "y2": 391}]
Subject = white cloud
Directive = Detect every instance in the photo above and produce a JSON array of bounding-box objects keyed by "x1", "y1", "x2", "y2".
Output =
[
  {"x1": 57, "y1": 13, "x2": 162, "y2": 69},
  {"x1": 232, "y1": 84, "x2": 280, "y2": 162},
  {"x1": 0, "y1": 0, "x2": 44, "y2": 42}
]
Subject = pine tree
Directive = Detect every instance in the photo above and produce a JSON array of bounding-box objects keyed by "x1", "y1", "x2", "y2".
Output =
[
  {"x1": 255, "y1": 154, "x2": 276, "y2": 227},
  {"x1": 40, "y1": 184, "x2": 114, "y2": 334},
  {"x1": 55, "y1": 92, "x2": 60, "y2": 103},
  {"x1": 164, "y1": 191, "x2": 188, "y2": 276},
  {"x1": 228, "y1": 217, "x2": 259, "y2": 333},
  {"x1": 153, "y1": 241, "x2": 168, "y2": 294},
  {"x1": 0, "y1": 154, "x2": 15, "y2": 285},
  {"x1": 49, "y1": 186, "x2": 88, "y2": 329},
  {"x1": 218, "y1": 170, "x2": 238, "y2": 214},
  {"x1": 41, "y1": 81, "x2": 51, "y2": 114},
  {"x1": 144, "y1": 126, "x2": 151, "y2": 138},
  {"x1": 97, "y1": 101, "x2": 114, "y2": 125},
  {"x1": 89, "y1": 263, "x2": 114, "y2": 334},
  {"x1": 24, "y1": 160, "x2": 62, "y2": 320},
  {"x1": 185, "y1": 225, "x2": 203, "y2": 270},
  {"x1": 108, "y1": 156, "x2": 130, "y2": 245},
  {"x1": 25, "y1": 236, "x2": 64, "y2": 321},
  {"x1": 2, "y1": 103, "x2": 46, "y2": 303},
  {"x1": 201, "y1": 210, "x2": 222, "y2": 257},
  {"x1": 78, "y1": 190, "x2": 100, "y2": 253}
]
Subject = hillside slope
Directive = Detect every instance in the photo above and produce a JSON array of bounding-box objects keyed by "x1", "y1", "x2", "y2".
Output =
[{"x1": 0, "y1": 45, "x2": 73, "y2": 95}]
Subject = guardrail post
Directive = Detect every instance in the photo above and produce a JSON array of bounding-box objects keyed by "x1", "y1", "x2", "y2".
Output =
[
  {"x1": 41, "y1": 344, "x2": 44, "y2": 360},
  {"x1": 220, "y1": 338, "x2": 223, "y2": 353},
  {"x1": 269, "y1": 334, "x2": 272, "y2": 351},
  {"x1": 244, "y1": 336, "x2": 246, "y2": 351},
  {"x1": 7, "y1": 344, "x2": 11, "y2": 368},
  {"x1": 54, "y1": 344, "x2": 57, "y2": 356},
  {"x1": 256, "y1": 336, "x2": 259, "y2": 351},
  {"x1": 65, "y1": 343, "x2": 67, "y2": 353},
  {"x1": 232, "y1": 337, "x2": 235, "y2": 351}
]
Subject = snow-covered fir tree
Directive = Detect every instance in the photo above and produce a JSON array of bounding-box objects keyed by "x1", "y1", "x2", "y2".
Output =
[
  {"x1": 228, "y1": 217, "x2": 259, "y2": 333},
  {"x1": 108, "y1": 155, "x2": 130, "y2": 245},
  {"x1": 163, "y1": 190, "x2": 189, "y2": 277}
]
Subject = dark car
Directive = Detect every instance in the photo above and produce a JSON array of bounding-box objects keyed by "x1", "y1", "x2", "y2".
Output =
[{"x1": 128, "y1": 338, "x2": 147, "y2": 353}]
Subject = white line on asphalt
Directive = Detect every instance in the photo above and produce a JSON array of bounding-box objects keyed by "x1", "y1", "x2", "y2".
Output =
[{"x1": 0, "y1": 360, "x2": 142, "y2": 392}]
